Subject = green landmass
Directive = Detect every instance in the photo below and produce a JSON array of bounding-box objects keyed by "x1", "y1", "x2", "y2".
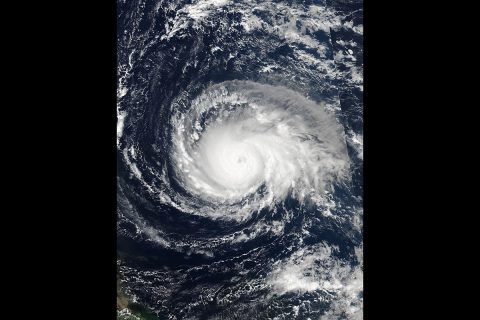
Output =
[{"x1": 117, "y1": 274, "x2": 160, "y2": 320}]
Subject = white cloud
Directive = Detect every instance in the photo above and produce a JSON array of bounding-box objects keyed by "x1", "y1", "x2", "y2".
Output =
[{"x1": 267, "y1": 243, "x2": 363, "y2": 319}]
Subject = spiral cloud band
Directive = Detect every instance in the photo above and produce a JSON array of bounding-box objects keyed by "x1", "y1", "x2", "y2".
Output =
[{"x1": 171, "y1": 80, "x2": 350, "y2": 220}]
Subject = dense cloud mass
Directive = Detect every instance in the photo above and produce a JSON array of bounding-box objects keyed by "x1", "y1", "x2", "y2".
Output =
[{"x1": 171, "y1": 80, "x2": 350, "y2": 220}]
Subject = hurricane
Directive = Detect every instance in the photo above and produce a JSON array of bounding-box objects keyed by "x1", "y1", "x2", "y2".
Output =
[
  {"x1": 117, "y1": 0, "x2": 363, "y2": 319},
  {"x1": 171, "y1": 80, "x2": 350, "y2": 220}
]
